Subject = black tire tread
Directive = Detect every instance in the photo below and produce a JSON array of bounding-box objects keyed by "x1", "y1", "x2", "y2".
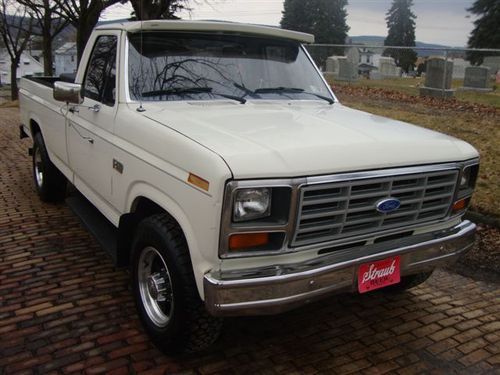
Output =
[
  {"x1": 33, "y1": 132, "x2": 67, "y2": 202},
  {"x1": 133, "y1": 214, "x2": 222, "y2": 354}
]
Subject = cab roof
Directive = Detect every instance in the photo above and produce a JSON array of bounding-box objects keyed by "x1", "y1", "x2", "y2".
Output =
[{"x1": 95, "y1": 20, "x2": 315, "y2": 44}]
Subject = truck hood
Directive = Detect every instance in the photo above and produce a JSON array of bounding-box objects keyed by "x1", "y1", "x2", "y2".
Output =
[{"x1": 141, "y1": 101, "x2": 478, "y2": 179}]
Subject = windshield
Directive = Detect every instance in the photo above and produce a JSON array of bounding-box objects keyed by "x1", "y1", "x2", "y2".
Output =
[{"x1": 127, "y1": 32, "x2": 334, "y2": 103}]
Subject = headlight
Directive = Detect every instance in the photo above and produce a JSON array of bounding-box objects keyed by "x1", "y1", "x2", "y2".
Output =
[
  {"x1": 233, "y1": 188, "x2": 271, "y2": 222},
  {"x1": 458, "y1": 163, "x2": 479, "y2": 197},
  {"x1": 460, "y1": 169, "x2": 470, "y2": 188},
  {"x1": 452, "y1": 162, "x2": 479, "y2": 215}
]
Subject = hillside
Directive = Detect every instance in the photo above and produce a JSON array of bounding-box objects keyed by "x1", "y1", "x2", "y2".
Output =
[{"x1": 350, "y1": 35, "x2": 451, "y2": 56}]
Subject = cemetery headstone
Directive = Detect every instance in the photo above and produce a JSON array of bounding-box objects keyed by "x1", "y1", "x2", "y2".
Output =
[
  {"x1": 338, "y1": 57, "x2": 359, "y2": 81},
  {"x1": 482, "y1": 56, "x2": 500, "y2": 74},
  {"x1": 461, "y1": 66, "x2": 492, "y2": 91},
  {"x1": 323, "y1": 56, "x2": 358, "y2": 82},
  {"x1": 452, "y1": 58, "x2": 471, "y2": 79},
  {"x1": 378, "y1": 57, "x2": 400, "y2": 78},
  {"x1": 419, "y1": 57, "x2": 455, "y2": 98}
]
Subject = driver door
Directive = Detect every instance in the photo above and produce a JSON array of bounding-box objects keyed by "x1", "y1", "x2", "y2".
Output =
[{"x1": 67, "y1": 33, "x2": 119, "y2": 220}]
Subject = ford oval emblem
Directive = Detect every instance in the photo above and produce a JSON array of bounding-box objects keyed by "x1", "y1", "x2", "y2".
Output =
[{"x1": 376, "y1": 198, "x2": 401, "y2": 213}]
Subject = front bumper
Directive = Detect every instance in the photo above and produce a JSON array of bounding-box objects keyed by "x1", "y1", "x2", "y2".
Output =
[{"x1": 204, "y1": 220, "x2": 475, "y2": 316}]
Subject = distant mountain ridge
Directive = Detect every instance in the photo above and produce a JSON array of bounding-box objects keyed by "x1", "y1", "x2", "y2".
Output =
[
  {"x1": 349, "y1": 35, "x2": 452, "y2": 56},
  {"x1": 350, "y1": 35, "x2": 450, "y2": 48},
  {"x1": 348, "y1": 35, "x2": 451, "y2": 56}
]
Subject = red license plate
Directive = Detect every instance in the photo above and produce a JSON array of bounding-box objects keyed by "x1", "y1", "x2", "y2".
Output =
[{"x1": 358, "y1": 256, "x2": 401, "y2": 293}]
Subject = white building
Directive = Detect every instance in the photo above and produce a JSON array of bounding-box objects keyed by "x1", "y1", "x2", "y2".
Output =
[
  {"x1": 358, "y1": 47, "x2": 383, "y2": 70},
  {"x1": 29, "y1": 49, "x2": 45, "y2": 68},
  {"x1": 55, "y1": 42, "x2": 77, "y2": 76},
  {"x1": 359, "y1": 47, "x2": 374, "y2": 65},
  {"x1": 0, "y1": 50, "x2": 44, "y2": 85}
]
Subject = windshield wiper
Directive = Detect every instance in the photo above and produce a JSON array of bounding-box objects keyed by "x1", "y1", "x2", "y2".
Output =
[
  {"x1": 303, "y1": 92, "x2": 335, "y2": 105},
  {"x1": 253, "y1": 87, "x2": 334, "y2": 104},
  {"x1": 141, "y1": 87, "x2": 246, "y2": 104},
  {"x1": 233, "y1": 83, "x2": 259, "y2": 98},
  {"x1": 142, "y1": 87, "x2": 210, "y2": 97},
  {"x1": 254, "y1": 86, "x2": 303, "y2": 94},
  {"x1": 214, "y1": 92, "x2": 247, "y2": 104}
]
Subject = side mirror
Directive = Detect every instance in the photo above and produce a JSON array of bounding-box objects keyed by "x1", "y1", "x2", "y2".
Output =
[{"x1": 53, "y1": 81, "x2": 83, "y2": 104}]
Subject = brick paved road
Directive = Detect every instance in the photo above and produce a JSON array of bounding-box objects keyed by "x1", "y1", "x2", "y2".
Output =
[{"x1": 1, "y1": 108, "x2": 499, "y2": 374}]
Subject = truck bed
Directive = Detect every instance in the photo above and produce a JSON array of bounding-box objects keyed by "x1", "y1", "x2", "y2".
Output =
[{"x1": 24, "y1": 73, "x2": 76, "y2": 89}]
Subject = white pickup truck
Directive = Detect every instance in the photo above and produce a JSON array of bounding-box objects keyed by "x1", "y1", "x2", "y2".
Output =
[{"x1": 19, "y1": 20, "x2": 479, "y2": 353}]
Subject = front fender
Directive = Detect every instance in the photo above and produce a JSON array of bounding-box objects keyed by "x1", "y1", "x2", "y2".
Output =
[{"x1": 126, "y1": 182, "x2": 220, "y2": 299}]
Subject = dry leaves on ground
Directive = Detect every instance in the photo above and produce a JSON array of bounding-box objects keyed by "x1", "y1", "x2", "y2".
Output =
[{"x1": 334, "y1": 85, "x2": 500, "y2": 116}]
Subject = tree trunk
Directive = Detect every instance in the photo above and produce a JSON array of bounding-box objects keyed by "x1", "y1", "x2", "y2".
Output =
[
  {"x1": 76, "y1": 24, "x2": 86, "y2": 64},
  {"x1": 76, "y1": 20, "x2": 94, "y2": 63},
  {"x1": 42, "y1": 11, "x2": 53, "y2": 76},
  {"x1": 42, "y1": 28, "x2": 53, "y2": 76},
  {"x1": 10, "y1": 58, "x2": 19, "y2": 101},
  {"x1": 76, "y1": 10, "x2": 101, "y2": 64}
]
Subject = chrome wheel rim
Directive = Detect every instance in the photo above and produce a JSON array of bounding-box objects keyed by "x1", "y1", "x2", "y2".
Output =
[
  {"x1": 138, "y1": 246, "x2": 174, "y2": 327},
  {"x1": 34, "y1": 147, "x2": 44, "y2": 188}
]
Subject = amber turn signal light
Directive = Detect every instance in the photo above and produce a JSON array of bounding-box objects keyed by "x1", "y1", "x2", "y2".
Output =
[
  {"x1": 229, "y1": 233, "x2": 270, "y2": 251},
  {"x1": 452, "y1": 197, "x2": 470, "y2": 213}
]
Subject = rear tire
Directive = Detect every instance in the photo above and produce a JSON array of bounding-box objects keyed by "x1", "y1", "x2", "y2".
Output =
[
  {"x1": 385, "y1": 270, "x2": 434, "y2": 293},
  {"x1": 32, "y1": 132, "x2": 67, "y2": 202},
  {"x1": 131, "y1": 214, "x2": 222, "y2": 354}
]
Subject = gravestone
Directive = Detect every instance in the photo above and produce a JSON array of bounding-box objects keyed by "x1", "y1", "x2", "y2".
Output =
[
  {"x1": 378, "y1": 57, "x2": 400, "y2": 78},
  {"x1": 419, "y1": 57, "x2": 455, "y2": 98},
  {"x1": 323, "y1": 56, "x2": 358, "y2": 82},
  {"x1": 452, "y1": 58, "x2": 471, "y2": 79},
  {"x1": 324, "y1": 56, "x2": 341, "y2": 81},
  {"x1": 346, "y1": 47, "x2": 360, "y2": 66},
  {"x1": 482, "y1": 56, "x2": 500, "y2": 74},
  {"x1": 325, "y1": 56, "x2": 341, "y2": 75},
  {"x1": 369, "y1": 70, "x2": 382, "y2": 80},
  {"x1": 338, "y1": 57, "x2": 359, "y2": 81},
  {"x1": 461, "y1": 66, "x2": 492, "y2": 92}
]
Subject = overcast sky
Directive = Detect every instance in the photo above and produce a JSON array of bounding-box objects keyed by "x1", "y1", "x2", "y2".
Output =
[{"x1": 101, "y1": 0, "x2": 476, "y2": 46}]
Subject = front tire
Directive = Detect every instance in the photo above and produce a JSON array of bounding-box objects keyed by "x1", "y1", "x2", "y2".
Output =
[
  {"x1": 32, "y1": 132, "x2": 67, "y2": 202},
  {"x1": 131, "y1": 214, "x2": 222, "y2": 354}
]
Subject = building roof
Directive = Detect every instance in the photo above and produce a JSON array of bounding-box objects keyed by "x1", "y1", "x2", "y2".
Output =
[
  {"x1": 95, "y1": 20, "x2": 315, "y2": 43},
  {"x1": 358, "y1": 63, "x2": 378, "y2": 71},
  {"x1": 55, "y1": 42, "x2": 77, "y2": 55},
  {"x1": 359, "y1": 49, "x2": 375, "y2": 55}
]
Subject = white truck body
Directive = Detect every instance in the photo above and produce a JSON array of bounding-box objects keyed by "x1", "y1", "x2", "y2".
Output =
[{"x1": 19, "y1": 21, "x2": 478, "y2": 321}]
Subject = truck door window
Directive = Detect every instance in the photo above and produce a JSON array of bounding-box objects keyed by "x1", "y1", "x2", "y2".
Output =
[{"x1": 83, "y1": 35, "x2": 117, "y2": 106}]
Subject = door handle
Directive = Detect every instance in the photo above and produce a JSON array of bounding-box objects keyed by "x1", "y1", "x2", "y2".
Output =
[
  {"x1": 88, "y1": 104, "x2": 101, "y2": 113},
  {"x1": 69, "y1": 122, "x2": 94, "y2": 144},
  {"x1": 67, "y1": 104, "x2": 100, "y2": 113}
]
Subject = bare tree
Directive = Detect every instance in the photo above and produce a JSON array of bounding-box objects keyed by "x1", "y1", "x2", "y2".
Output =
[
  {"x1": 0, "y1": 0, "x2": 34, "y2": 100},
  {"x1": 129, "y1": 0, "x2": 190, "y2": 20},
  {"x1": 129, "y1": 0, "x2": 218, "y2": 20},
  {"x1": 53, "y1": 0, "x2": 123, "y2": 63},
  {"x1": 18, "y1": 0, "x2": 70, "y2": 75}
]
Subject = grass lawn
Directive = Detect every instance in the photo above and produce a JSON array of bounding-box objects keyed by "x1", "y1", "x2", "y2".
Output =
[
  {"x1": 337, "y1": 92, "x2": 500, "y2": 218},
  {"x1": 331, "y1": 77, "x2": 500, "y2": 109}
]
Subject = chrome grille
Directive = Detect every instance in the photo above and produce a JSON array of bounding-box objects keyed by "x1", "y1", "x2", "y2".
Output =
[{"x1": 292, "y1": 169, "x2": 459, "y2": 247}]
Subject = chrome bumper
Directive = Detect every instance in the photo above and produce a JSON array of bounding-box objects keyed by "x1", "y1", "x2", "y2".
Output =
[{"x1": 204, "y1": 221, "x2": 476, "y2": 316}]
